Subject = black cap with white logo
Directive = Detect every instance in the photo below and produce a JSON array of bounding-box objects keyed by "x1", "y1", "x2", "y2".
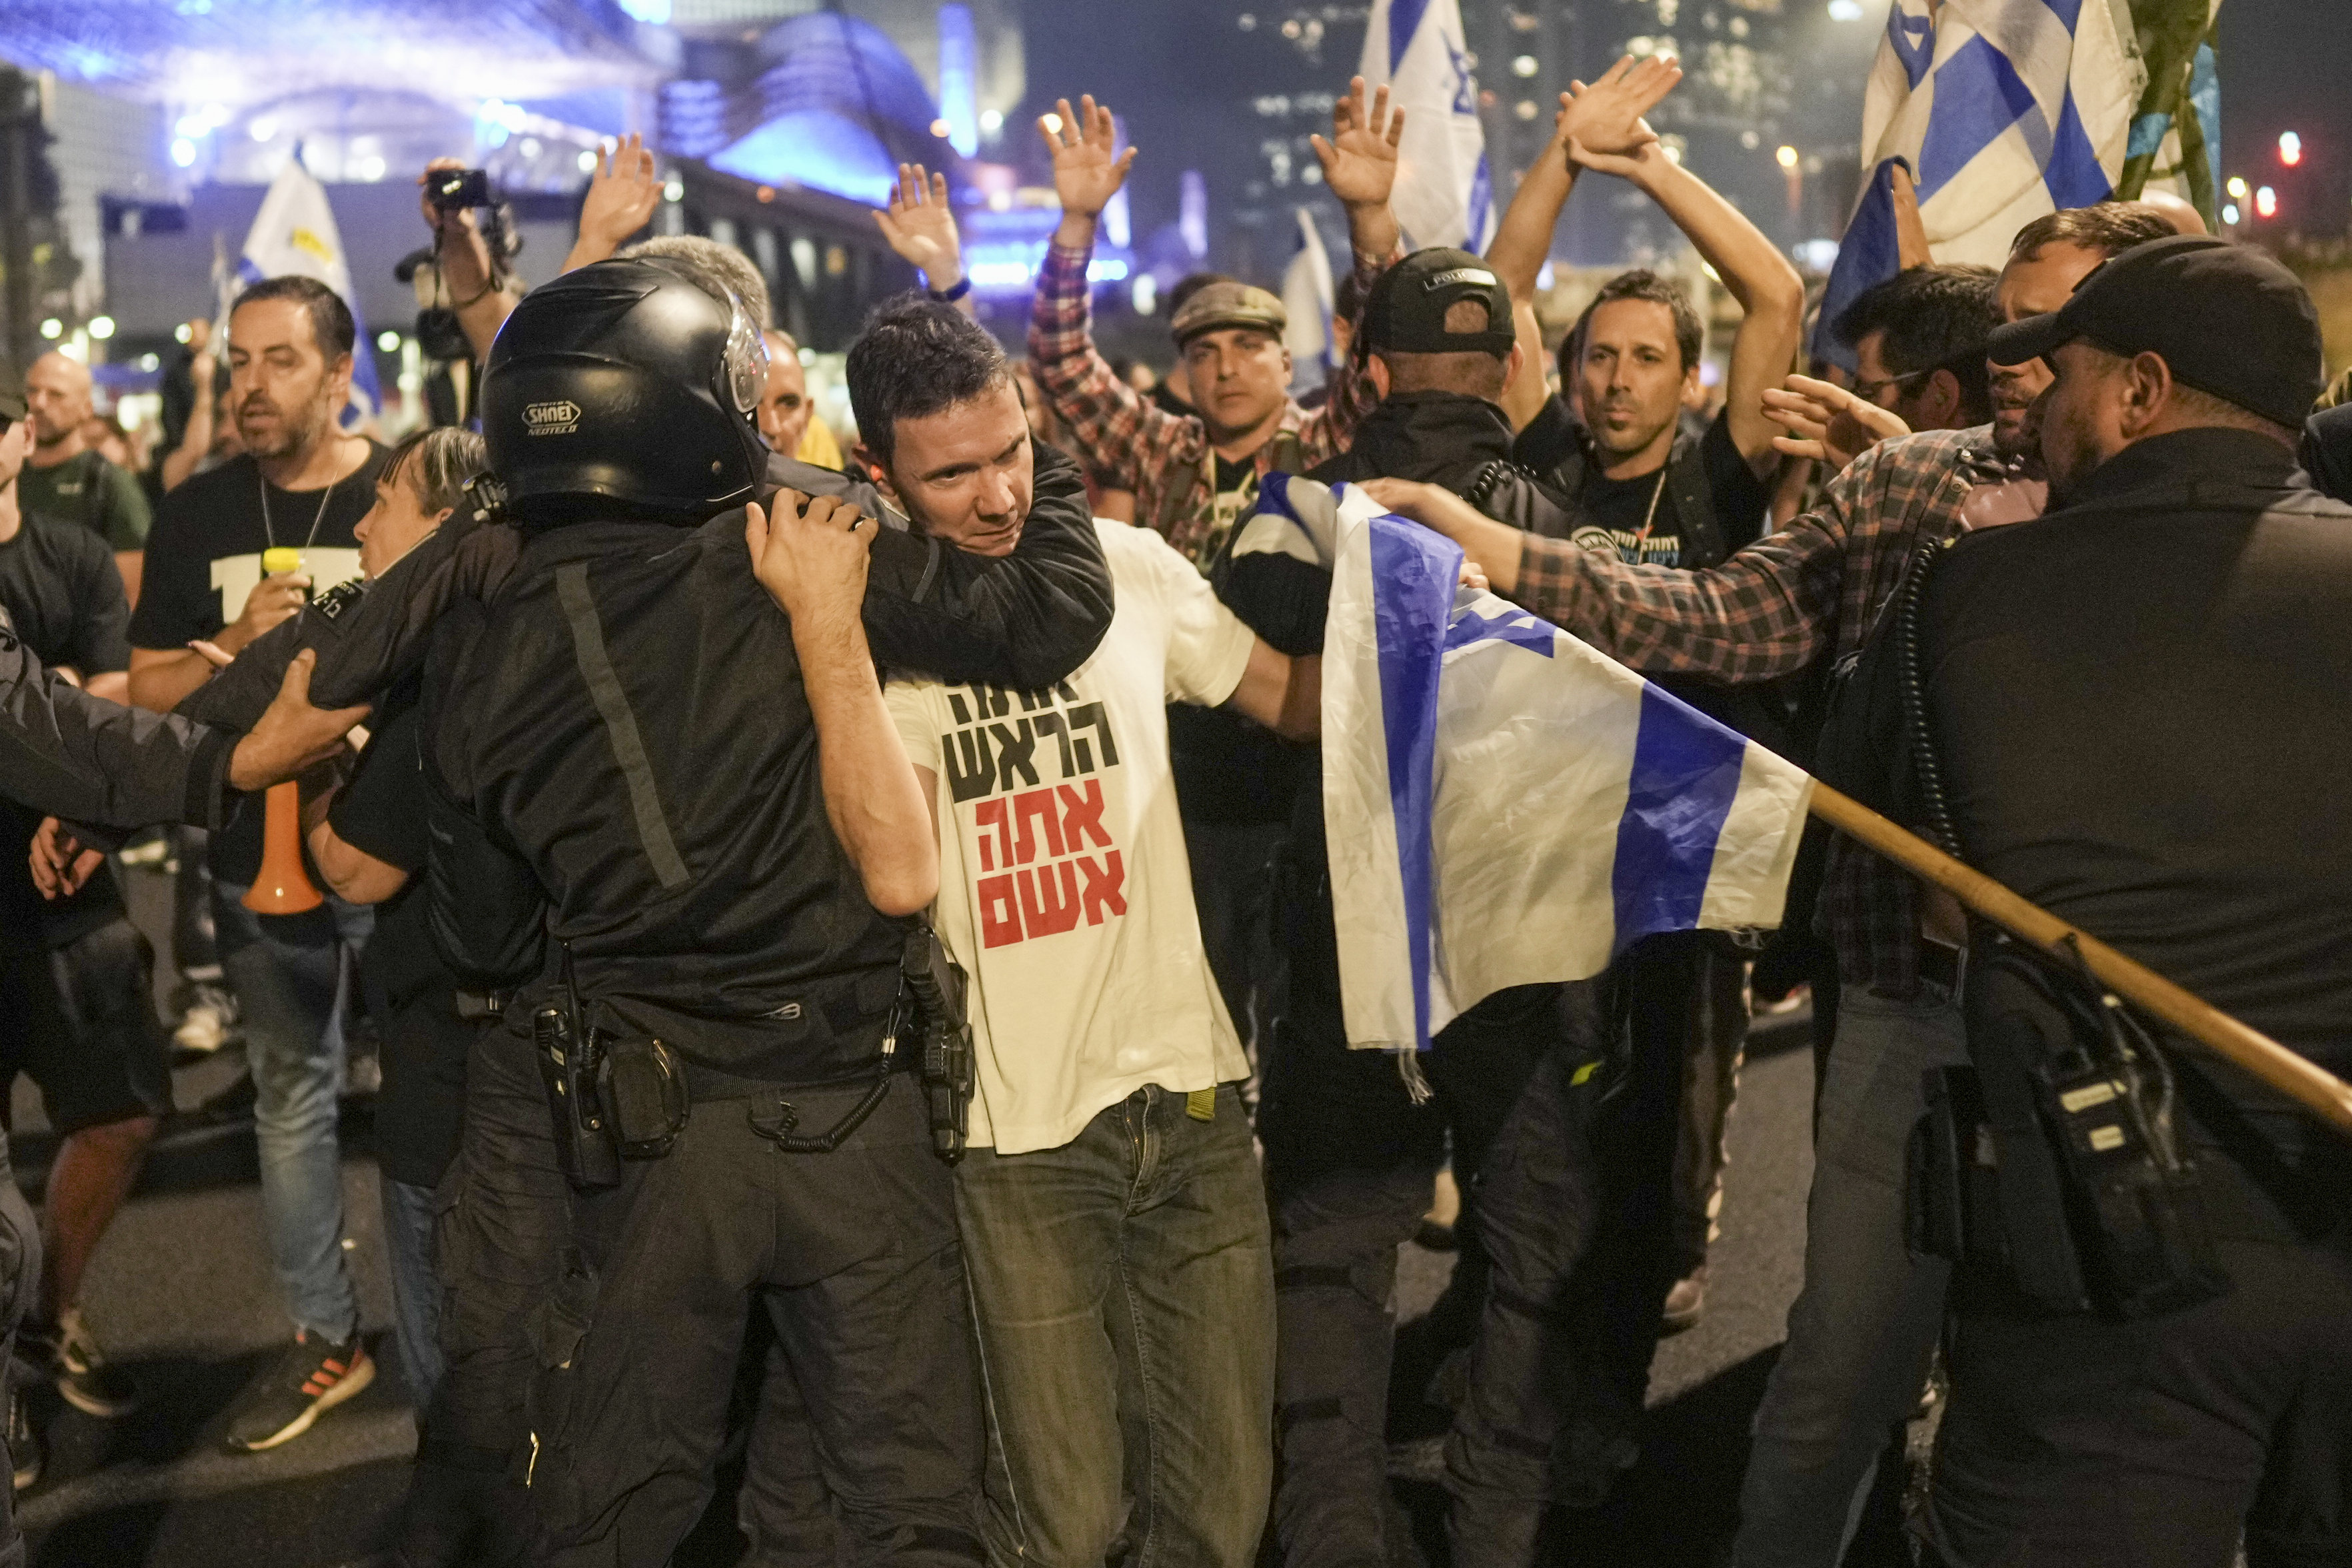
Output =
[{"x1": 1364, "y1": 248, "x2": 1516, "y2": 359}]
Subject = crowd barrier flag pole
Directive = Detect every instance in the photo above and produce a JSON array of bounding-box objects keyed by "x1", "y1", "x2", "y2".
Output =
[{"x1": 1807, "y1": 783, "x2": 2352, "y2": 1140}]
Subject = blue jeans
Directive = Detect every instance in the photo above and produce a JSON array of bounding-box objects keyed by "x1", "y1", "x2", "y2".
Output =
[
  {"x1": 213, "y1": 885, "x2": 373, "y2": 1344},
  {"x1": 1735, "y1": 984, "x2": 1968, "y2": 1568},
  {"x1": 383, "y1": 1176, "x2": 445, "y2": 1407},
  {"x1": 955, "y1": 1083, "x2": 1275, "y2": 1568}
]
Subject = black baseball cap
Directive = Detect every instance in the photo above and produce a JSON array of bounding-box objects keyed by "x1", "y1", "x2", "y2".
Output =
[
  {"x1": 1987, "y1": 233, "x2": 2322, "y2": 430},
  {"x1": 1363, "y1": 248, "x2": 1516, "y2": 359}
]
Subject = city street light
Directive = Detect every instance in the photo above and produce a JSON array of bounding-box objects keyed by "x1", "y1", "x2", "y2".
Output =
[
  {"x1": 2255, "y1": 185, "x2": 2278, "y2": 219},
  {"x1": 87, "y1": 315, "x2": 114, "y2": 340},
  {"x1": 1775, "y1": 145, "x2": 1799, "y2": 169},
  {"x1": 2279, "y1": 131, "x2": 2302, "y2": 167},
  {"x1": 2227, "y1": 175, "x2": 2249, "y2": 200}
]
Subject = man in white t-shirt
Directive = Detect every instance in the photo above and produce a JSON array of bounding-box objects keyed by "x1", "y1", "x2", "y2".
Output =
[{"x1": 844, "y1": 296, "x2": 1317, "y2": 1566}]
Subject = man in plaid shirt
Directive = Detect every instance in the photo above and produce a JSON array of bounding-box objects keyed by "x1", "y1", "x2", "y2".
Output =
[
  {"x1": 1373, "y1": 201, "x2": 2181, "y2": 1568},
  {"x1": 1025, "y1": 79, "x2": 1405, "y2": 1064},
  {"x1": 1027, "y1": 81, "x2": 1402, "y2": 571}
]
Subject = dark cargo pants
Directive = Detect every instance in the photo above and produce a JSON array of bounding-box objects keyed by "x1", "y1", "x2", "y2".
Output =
[
  {"x1": 1259, "y1": 983, "x2": 1596, "y2": 1568},
  {"x1": 529, "y1": 1069, "x2": 984, "y2": 1568}
]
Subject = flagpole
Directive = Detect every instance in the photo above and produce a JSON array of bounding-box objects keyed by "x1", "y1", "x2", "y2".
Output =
[{"x1": 1806, "y1": 784, "x2": 2352, "y2": 1140}]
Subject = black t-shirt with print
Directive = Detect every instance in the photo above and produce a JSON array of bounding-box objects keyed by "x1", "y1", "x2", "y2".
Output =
[
  {"x1": 1554, "y1": 409, "x2": 1769, "y2": 568},
  {"x1": 131, "y1": 445, "x2": 389, "y2": 884}
]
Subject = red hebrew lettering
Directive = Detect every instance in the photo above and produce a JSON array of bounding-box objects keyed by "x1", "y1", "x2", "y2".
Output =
[
  {"x1": 1011, "y1": 788, "x2": 1066, "y2": 864},
  {"x1": 978, "y1": 875, "x2": 1023, "y2": 948},
  {"x1": 1017, "y1": 862, "x2": 1082, "y2": 938},
  {"x1": 972, "y1": 799, "x2": 1012, "y2": 873},
  {"x1": 1076, "y1": 852, "x2": 1127, "y2": 925},
  {"x1": 1056, "y1": 780, "x2": 1112, "y2": 850}
]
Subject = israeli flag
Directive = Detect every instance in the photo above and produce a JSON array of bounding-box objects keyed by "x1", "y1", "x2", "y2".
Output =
[
  {"x1": 1236, "y1": 477, "x2": 1813, "y2": 1052},
  {"x1": 1360, "y1": 0, "x2": 1496, "y2": 253},
  {"x1": 1815, "y1": 0, "x2": 2143, "y2": 368},
  {"x1": 1281, "y1": 208, "x2": 1336, "y2": 386},
  {"x1": 239, "y1": 157, "x2": 383, "y2": 421}
]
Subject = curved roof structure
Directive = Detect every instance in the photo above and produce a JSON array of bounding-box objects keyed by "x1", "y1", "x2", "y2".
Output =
[
  {"x1": 674, "y1": 11, "x2": 950, "y2": 207},
  {"x1": 0, "y1": 0, "x2": 670, "y2": 107}
]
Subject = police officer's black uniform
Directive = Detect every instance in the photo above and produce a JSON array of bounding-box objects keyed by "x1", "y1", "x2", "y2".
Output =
[
  {"x1": 1840, "y1": 237, "x2": 2352, "y2": 1568},
  {"x1": 416, "y1": 259, "x2": 1111, "y2": 1567}
]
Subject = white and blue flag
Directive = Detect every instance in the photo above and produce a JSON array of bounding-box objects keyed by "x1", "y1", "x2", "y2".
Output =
[
  {"x1": 1815, "y1": 0, "x2": 2143, "y2": 368},
  {"x1": 1359, "y1": 0, "x2": 1496, "y2": 253},
  {"x1": 1236, "y1": 478, "x2": 1813, "y2": 1053},
  {"x1": 239, "y1": 156, "x2": 383, "y2": 421}
]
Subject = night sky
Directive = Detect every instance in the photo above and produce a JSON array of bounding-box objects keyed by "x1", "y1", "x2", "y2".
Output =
[{"x1": 1008, "y1": 0, "x2": 2352, "y2": 277}]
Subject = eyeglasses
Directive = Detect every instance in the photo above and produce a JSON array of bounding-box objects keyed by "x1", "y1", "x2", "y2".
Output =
[{"x1": 1849, "y1": 366, "x2": 1935, "y2": 404}]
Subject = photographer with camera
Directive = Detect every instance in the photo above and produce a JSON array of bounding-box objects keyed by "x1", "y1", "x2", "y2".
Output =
[{"x1": 416, "y1": 161, "x2": 522, "y2": 368}]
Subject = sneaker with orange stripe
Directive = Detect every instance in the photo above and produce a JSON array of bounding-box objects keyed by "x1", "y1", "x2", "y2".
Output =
[{"x1": 222, "y1": 1329, "x2": 375, "y2": 1453}]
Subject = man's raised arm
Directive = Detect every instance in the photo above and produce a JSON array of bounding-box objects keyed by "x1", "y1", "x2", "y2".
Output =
[
  {"x1": 1485, "y1": 56, "x2": 1680, "y2": 430},
  {"x1": 3, "y1": 632, "x2": 358, "y2": 830},
  {"x1": 860, "y1": 442, "x2": 1114, "y2": 690},
  {"x1": 1568, "y1": 84, "x2": 1804, "y2": 475}
]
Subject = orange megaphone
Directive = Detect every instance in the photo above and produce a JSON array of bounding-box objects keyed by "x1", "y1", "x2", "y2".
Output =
[
  {"x1": 243, "y1": 544, "x2": 325, "y2": 915},
  {"x1": 243, "y1": 780, "x2": 324, "y2": 914}
]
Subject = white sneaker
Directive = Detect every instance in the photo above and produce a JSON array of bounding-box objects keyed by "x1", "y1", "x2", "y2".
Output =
[{"x1": 173, "y1": 984, "x2": 239, "y2": 1054}]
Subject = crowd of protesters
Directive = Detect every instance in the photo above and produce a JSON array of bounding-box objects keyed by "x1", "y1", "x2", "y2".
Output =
[{"x1": 0, "y1": 46, "x2": 2345, "y2": 1568}]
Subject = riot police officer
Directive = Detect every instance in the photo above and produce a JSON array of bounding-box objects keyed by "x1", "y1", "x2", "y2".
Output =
[{"x1": 417, "y1": 256, "x2": 1109, "y2": 1567}]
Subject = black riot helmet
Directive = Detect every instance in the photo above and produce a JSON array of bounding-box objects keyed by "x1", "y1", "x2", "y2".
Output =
[{"x1": 482, "y1": 256, "x2": 769, "y2": 527}]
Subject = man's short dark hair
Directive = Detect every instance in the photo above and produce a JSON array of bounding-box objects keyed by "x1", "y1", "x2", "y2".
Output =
[
  {"x1": 2009, "y1": 203, "x2": 2179, "y2": 263},
  {"x1": 846, "y1": 293, "x2": 1011, "y2": 466},
  {"x1": 232, "y1": 275, "x2": 356, "y2": 361},
  {"x1": 1833, "y1": 264, "x2": 2000, "y2": 423},
  {"x1": 1565, "y1": 269, "x2": 1704, "y2": 379}
]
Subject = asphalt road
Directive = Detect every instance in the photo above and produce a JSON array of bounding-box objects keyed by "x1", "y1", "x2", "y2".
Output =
[{"x1": 13, "y1": 859, "x2": 1839, "y2": 1567}]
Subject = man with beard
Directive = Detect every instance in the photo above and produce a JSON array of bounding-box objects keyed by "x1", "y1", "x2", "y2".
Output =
[
  {"x1": 1376, "y1": 201, "x2": 2179, "y2": 1568},
  {"x1": 1887, "y1": 233, "x2": 2351, "y2": 1568},
  {"x1": 127, "y1": 275, "x2": 387, "y2": 1454}
]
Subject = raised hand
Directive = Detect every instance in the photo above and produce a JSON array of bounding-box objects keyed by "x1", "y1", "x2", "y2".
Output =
[
  {"x1": 1763, "y1": 373, "x2": 1913, "y2": 472},
  {"x1": 1310, "y1": 76, "x2": 1404, "y2": 211},
  {"x1": 577, "y1": 133, "x2": 662, "y2": 257},
  {"x1": 873, "y1": 164, "x2": 964, "y2": 291},
  {"x1": 1040, "y1": 95, "x2": 1135, "y2": 219},
  {"x1": 1558, "y1": 53, "x2": 1681, "y2": 176}
]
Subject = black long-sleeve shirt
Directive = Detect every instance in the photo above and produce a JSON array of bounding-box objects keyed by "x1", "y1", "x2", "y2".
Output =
[
  {"x1": 0, "y1": 614, "x2": 231, "y2": 829},
  {"x1": 422, "y1": 445, "x2": 1116, "y2": 1084}
]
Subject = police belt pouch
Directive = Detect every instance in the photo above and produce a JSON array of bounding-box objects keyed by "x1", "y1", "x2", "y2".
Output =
[
  {"x1": 598, "y1": 1036, "x2": 688, "y2": 1158},
  {"x1": 1894, "y1": 536, "x2": 2227, "y2": 1320}
]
